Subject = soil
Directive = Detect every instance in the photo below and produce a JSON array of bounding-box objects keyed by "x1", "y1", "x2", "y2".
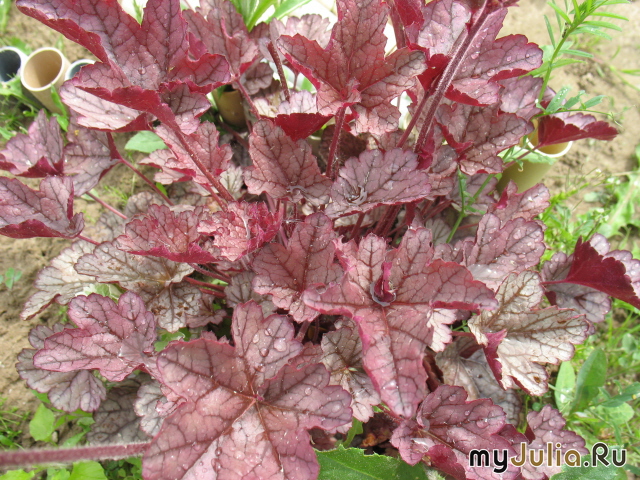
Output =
[{"x1": 0, "y1": 0, "x2": 638, "y2": 444}]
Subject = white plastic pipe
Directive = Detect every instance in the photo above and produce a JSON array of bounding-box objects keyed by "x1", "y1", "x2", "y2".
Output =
[
  {"x1": 0, "y1": 46, "x2": 27, "y2": 83},
  {"x1": 65, "y1": 59, "x2": 95, "y2": 81},
  {"x1": 20, "y1": 47, "x2": 70, "y2": 113}
]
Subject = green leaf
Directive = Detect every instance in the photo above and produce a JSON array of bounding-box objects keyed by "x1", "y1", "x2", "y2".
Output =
[
  {"x1": 548, "y1": 2, "x2": 572, "y2": 23},
  {"x1": 594, "y1": 403, "x2": 634, "y2": 426},
  {"x1": 547, "y1": 86, "x2": 571, "y2": 112},
  {"x1": 272, "y1": 0, "x2": 312, "y2": 19},
  {"x1": 582, "y1": 95, "x2": 605, "y2": 109},
  {"x1": 573, "y1": 349, "x2": 607, "y2": 413},
  {"x1": 550, "y1": 450, "x2": 627, "y2": 480},
  {"x1": 555, "y1": 361, "x2": 576, "y2": 413},
  {"x1": 0, "y1": 470, "x2": 36, "y2": 480},
  {"x1": 68, "y1": 462, "x2": 107, "y2": 480},
  {"x1": 29, "y1": 404, "x2": 56, "y2": 442},
  {"x1": 600, "y1": 382, "x2": 640, "y2": 407},
  {"x1": 4, "y1": 268, "x2": 22, "y2": 289},
  {"x1": 342, "y1": 419, "x2": 363, "y2": 447},
  {"x1": 124, "y1": 131, "x2": 167, "y2": 154},
  {"x1": 317, "y1": 446, "x2": 432, "y2": 480},
  {"x1": 559, "y1": 48, "x2": 593, "y2": 58},
  {"x1": 47, "y1": 468, "x2": 71, "y2": 480}
]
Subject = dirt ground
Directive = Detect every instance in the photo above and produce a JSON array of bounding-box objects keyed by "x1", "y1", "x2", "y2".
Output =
[{"x1": 0, "y1": 0, "x2": 638, "y2": 425}]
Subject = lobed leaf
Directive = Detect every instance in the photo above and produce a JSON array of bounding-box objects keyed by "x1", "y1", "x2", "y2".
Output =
[
  {"x1": 246, "y1": 119, "x2": 331, "y2": 204},
  {"x1": 34, "y1": 292, "x2": 157, "y2": 381},
  {"x1": 469, "y1": 271, "x2": 590, "y2": 395},
  {"x1": 16, "y1": 324, "x2": 106, "y2": 413},
  {"x1": 143, "y1": 301, "x2": 351, "y2": 480},
  {"x1": 253, "y1": 213, "x2": 342, "y2": 322},
  {"x1": 0, "y1": 176, "x2": 84, "y2": 239},
  {"x1": 325, "y1": 149, "x2": 431, "y2": 218}
]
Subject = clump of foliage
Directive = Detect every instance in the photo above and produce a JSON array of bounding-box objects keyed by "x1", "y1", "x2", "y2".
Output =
[{"x1": 0, "y1": 0, "x2": 637, "y2": 478}]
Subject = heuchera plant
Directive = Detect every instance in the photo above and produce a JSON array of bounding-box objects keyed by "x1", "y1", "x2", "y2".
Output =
[{"x1": 0, "y1": 0, "x2": 637, "y2": 478}]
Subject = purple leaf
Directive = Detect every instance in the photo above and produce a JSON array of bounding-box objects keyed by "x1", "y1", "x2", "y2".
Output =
[
  {"x1": 135, "y1": 379, "x2": 178, "y2": 437},
  {"x1": 460, "y1": 213, "x2": 545, "y2": 290},
  {"x1": 21, "y1": 240, "x2": 96, "y2": 320},
  {"x1": 198, "y1": 201, "x2": 282, "y2": 262},
  {"x1": 542, "y1": 250, "x2": 610, "y2": 324},
  {"x1": 435, "y1": 339, "x2": 521, "y2": 425},
  {"x1": 143, "y1": 301, "x2": 351, "y2": 480},
  {"x1": 268, "y1": 91, "x2": 332, "y2": 141},
  {"x1": 320, "y1": 319, "x2": 380, "y2": 422},
  {"x1": 63, "y1": 123, "x2": 120, "y2": 196},
  {"x1": 226, "y1": 271, "x2": 275, "y2": 315},
  {"x1": 499, "y1": 76, "x2": 543, "y2": 121},
  {"x1": 522, "y1": 406, "x2": 588, "y2": 480},
  {"x1": 116, "y1": 205, "x2": 217, "y2": 263},
  {"x1": 253, "y1": 213, "x2": 341, "y2": 323},
  {"x1": 543, "y1": 235, "x2": 640, "y2": 310},
  {"x1": 142, "y1": 123, "x2": 232, "y2": 189},
  {"x1": 279, "y1": 0, "x2": 425, "y2": 134},
  {"x1": 391, "y1": 385, "x2": 520, "y2": 480},
  {"x1": 185, "y1": 0, "x2": 258, "y2": 81},
  {"x1": 325, "y1": 148, "x2": 431, "y2": 218},
  {"x1": 469, "y1": 271, "x2": 590, "y2": 395},
  {"x1": 74, "y1": 243, "x2": 195, "y2": 331},
  {"x1": 449, "y1": 10, "x2": 542, "y2": 106},
  {"x1": 304, "y1": 229, "x2": 496, "y2": 417},
  {"x1": 33, "y1": 292, "x2": 157, "y2": 381},
  {"x1": 16, "y1": 324, "x2": 106, "y2": 412},
  {"x1": 536, "y1": 112, "x2": 618, "y2": 147},
  {"x1": 60, "y1": 82, "x2": 152, "y2": 132},
  {"x1": 87, "y1": 380, "x2": 150, "y2": 444},
  {"x1": 437, "y1": 103, "x2": 532, "y2": 174},
  {"x1": 18, "y1": 0, "x2": 230, "y2": 134},
  {"x1": 0, "y1": 176, "x2": 84, "y2": 239},
  {"x1": 0, "y1": 110, "x2": 64, "y2": 177},
  {"x1": 488, "y1": 182, "x2": 550, "y2": 223},
  {"x1": 246, "y1": 119, "x2": 331, "y2": 204}
]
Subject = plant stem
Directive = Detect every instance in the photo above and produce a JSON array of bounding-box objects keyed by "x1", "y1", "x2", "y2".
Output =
[
  {"x1": 107, "y1": 133, "x2": 174, "y2": 206},
  {"x1": 397, "y1": 88, "x2": 429, "y2": 149},
  {"x1": 446, "y1": 173, "x2": 494, "y2": 243},
  {"x1": 326, "y1": 106, "x2": 346, "y2": 179},
  {"x1": 413, "y1": 0, "x2": 492, "y2": 156},
  {"x1": 77, "y1": 235, "x2": 100, "y2": 246},
  {"x1": 189, "y1": 263, "x2": 228, "y2": 282},
  {"x1": 295, "y1": 321, "x2": 310, "y2": 342},
  {"x1": 184, "y1": 276, "x2": 224, "y2": 291},
  {"x1": 86, "y1": 192, "x2": 127, "y2": 220},
  {"x1": 234, "y1": 80, "x2": 260, "y2": 119},
  {"x1": 173, "y1": 129, "x2": 234, "y2": 205},
  {"x1": 268, "y1": 42, "x2": 291, "y2": 101},
  {"x1": 218, "y1": 120, "x2": 249, "y2": 150},
  {"x1": 0, "y1": 443, "x2": 150, "y2": 468},
  {"x1": 349, "y1": 213, "x2": 365, "y2": 240}
]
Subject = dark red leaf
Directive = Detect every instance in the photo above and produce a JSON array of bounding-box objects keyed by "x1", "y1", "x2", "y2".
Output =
[
  {"x1": 545, "y1": 235, "x2": 640, "y2": 310},
  {"x1": 143, "y1": 301, "x2": 351, "y2": 480},
  {"x1": 391, "y1": 385, "x2": 520, "y2": 480},
  {"x1": 198, "y1": 201, "x2": 282, "y2": 262},
  {"x1": 488, "y1": 182, "x2": 550, "y2": 223},
  {"x1": 536, "y1": 112, "x2": 618, "y2": 147},
  {"x1": 459, "y1": 213, "x2": 545, "y2": 290},
  {"x1": 304, "y1": 229, "x2": 496, "y2": 417},
  {"x1": 116, "y1": 205, "x2": 217, "y2": 263},
  {"x1": 184, "y1": 0, "x2": 258, "y2": 81},
  {"x1": 0, "y1": 110, "x2": 64, "y2": 177},
  {"x1": 141, "y1": 123, "x2": 232, "y2": 189},
  {"x1": 279, "y1": 0, "x2": 425, "y2": 134},
  {"x1": 253, "y1": 213, "x2": 342, "y2": 323},
  {"x1": 246, "y1": 119, "x2": 331, "y2": 204},
  {"x1": 34, "y1": 292, "x2": 157, "y2": 381},
  {"x1": 325, "y1": 148, "x2": 431, "y2": 218},
  {"x1": 17, "y1": 324, "x2": 106, "y2": 412},
  {"x1": 437, "y1": 103, "x2": 533, "y2": 174},
  {"x1": 0, "y1": 176, "x2": 84, "y2": 239}
]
